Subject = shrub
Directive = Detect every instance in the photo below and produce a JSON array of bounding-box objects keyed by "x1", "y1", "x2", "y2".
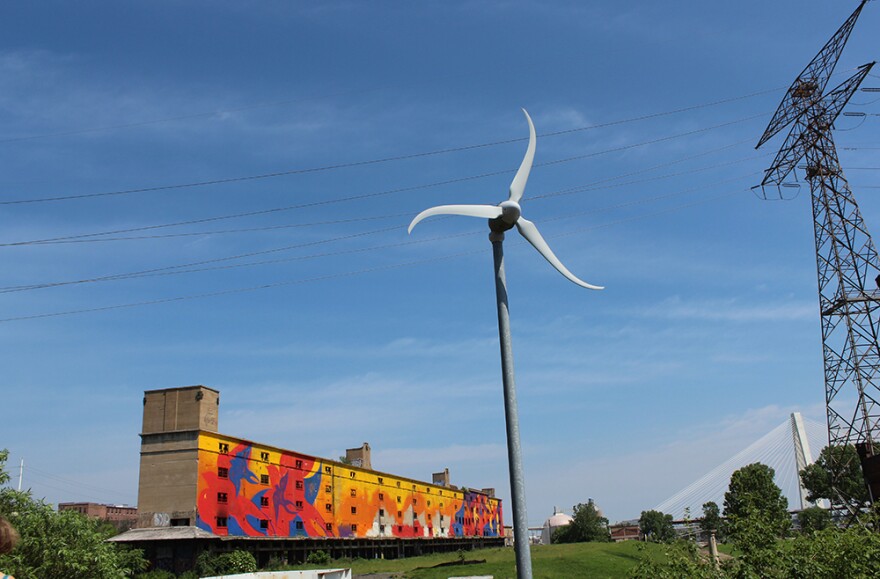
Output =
[
  {"x1": 306, "y1": 550, "x2": 331, "y2": 565},
  {"x1": 195, "y1": 549, "x2": 257, "y2": 576}
]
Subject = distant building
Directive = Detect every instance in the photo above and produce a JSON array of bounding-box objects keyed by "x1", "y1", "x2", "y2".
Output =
[
  {"x1": 113, "y1": 385, "x2": 504, "y2": 572},
  {"x1": 540, "y1": 507, "x2": 573, "y2": 544},
  {"x1": 58, "y1": 502, "x2": 137, "y2": 530},
  {"x1": 609, "y1": 520, "x2": 640, "y2": 542}
]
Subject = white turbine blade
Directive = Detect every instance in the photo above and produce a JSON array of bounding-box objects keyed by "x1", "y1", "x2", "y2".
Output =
[
  {"x1": 508, "y1": 109, "x2": 536, "y2": 204},
  {"x1": 408, "y1": 204, "x2": 503, "y2": 234},
  {"x1": 516, "y1": 217, "x2": 604, "y2": 290}
]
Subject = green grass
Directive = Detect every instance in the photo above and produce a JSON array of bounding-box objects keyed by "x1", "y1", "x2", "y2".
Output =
[{"x1": 286, "y1": 541, "x2": 668, "y2": 579}]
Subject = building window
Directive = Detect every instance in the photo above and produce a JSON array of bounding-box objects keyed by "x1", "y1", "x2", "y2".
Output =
[
  {"x1": 397, "y1": 510, "x2": 402, "y2": 518},
  {"x1": 349, "y1": 472, "x2": 356, "y2": 479},
  {"x1": 396, "y1": 496, "x2": 401, "y2": 503},
  {"x1": 260, "y1": 451, "x2": 269, "y2": 462},
  {"x1": 412, "y1": 484, "x2": 416, "y2": 490},
  {"x1": 218, "y1": 467, "x2": 228, "y2": 479},
  {"x1": 427, "y1": 500, "x2": 431, "y2": 507},
  {"x1": 413, "y1": 498, "x2": 418, "y2": 505},
  {"x1": 325, "y1": 485, "x2": 332, "y2": 493},
  {"x1": 326, "y1": 523, "x2": 333, "y2": 531},
  {"x1": 398, "y1": 525, "x2": 403, "y2": 533},
  {"x1": 260, "y1": 497, "x2": 269, "y2": 507},
  {"x1": 351, "y1": 506, "x2": 357, "y2": 514},
  {"x1": 428, "y1": 514, "x2": 432, "y2": 521},
  {"x1": 260, "y1": 519, "x2": 268, "y2": 529},
  {"x1": 218, "y1": 442, "x2": 229, "y2": 454},
  {"x1": 378, "y1": 477, "x2": 384, "y2": 484},
  {"x1": 296, "y1": 500, "x2": 303, "y2": 509},
  {"x1": 396, "y1": 482, "x2": 401, "y2": 488},
  {"x1": 296, "y1": 480, "x2": 303, "y2": 490},
  {"x1": 378, "y1": 493, "x2": 384, "y2": 501},
  {"x1": 440, "y1": 502, "x2": 444, "y2": 508},
  {"x1": 439, "y1": 490, "x2": 443, "y2": 496},
  {"x1": 379, "y1": 509, "x2": 385, "y2": 517},
  {"x1": 217, "y1": 517, "x2": 227, "y2": 528},
  {"x1": 440, "y1": 515, "x2": 444, "y2": 522},
  {"x1": 380, "y1": 524, "x2": 385, "y2": 533},
  {"x1": 325, "y1": 466, "x2": 331, "y2": 474},
  {"x1": 296, "y1": 521, "x2": 304, "y2": 530},
  {"x1": 350, "y1": 489, "x2": 356, "y2": 497},
  {"x1": 260, "y1": 474, "x2": 269, "y2": 485},
  {"x1": 217, "y1": 492, "x2": 228, "y2": 504},
  {"x1": 325, "y1": 504, "x2": 332, "y2": 512},
  {"x1": 351, "y1": 524, "x2": 357, "y2": 533},
  {"x1": 295, "y1": 459, "x2": 303, "y2": 469}
]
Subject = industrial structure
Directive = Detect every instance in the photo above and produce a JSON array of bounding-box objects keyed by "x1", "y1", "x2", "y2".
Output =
[
  {"x1": 57, "y1": 502, "x2": 138, "y2": 531},
  {"x1": 755, "y1": 0, "x2": 880, "y2": 515},
  {"x1": 116, "y1": 385, "x2": 503, "y2": 571}
]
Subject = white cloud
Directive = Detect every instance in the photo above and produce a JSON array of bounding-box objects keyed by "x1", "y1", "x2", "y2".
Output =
[{"x1": 633, "y1": 296, "x2": 815, "y2": 322}]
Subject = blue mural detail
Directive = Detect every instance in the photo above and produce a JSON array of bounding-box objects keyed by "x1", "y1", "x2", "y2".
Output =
[
  {"x1": 245, "y1": 514, "x2": 268, "y2": 536},
  {"x1": 304, "y1": 467, "x2": 322, "y2": 505},
  {"x1": 227, "y1": 516, "x2": 248, "y2": 536},
  {"x1": 289, "y1": 516, "x2": 309, "y2": 537},
  {"x1": 229, "y1": 447, "x2": 259, "y2": 494},
  {"x1": 271, "y1": 471, "x2": 299, "y2": 523}
]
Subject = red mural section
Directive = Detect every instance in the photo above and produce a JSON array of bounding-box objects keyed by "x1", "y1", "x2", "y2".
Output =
[{"x1": 195, "y1": 435, "x2": 503, "y2": 540}]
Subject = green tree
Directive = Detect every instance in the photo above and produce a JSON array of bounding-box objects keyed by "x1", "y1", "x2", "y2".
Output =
[
  {"x1": 723, "y1": 463, "x2": 790, "y2": 543},
  {"x1": 700, "y1": 501, "x2": 725, "y2": 542},
  {"x1": 797, "y1": 506, "x2": 832, "y2": 534},
  {"x1": 800, "y1": 445, "x2": 870, "y2": 509},
  {"x1": 0, "y1": 450, "x2": 9, "y2": 487},
  {"x1": 631, "y1": 519, "x2": 880, "y2": 578},
  {"x1": 0, "y1": 449, "x2": 147, "y2": 579},
  {"x1": 552, "y1": 502, "x2": 610, "y2": 543},
  {"x1": 638, "y1": 510, "x2": 675, "y2": 543}
]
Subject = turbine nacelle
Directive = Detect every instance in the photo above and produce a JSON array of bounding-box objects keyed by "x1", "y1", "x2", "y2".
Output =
[
  {"x1": 408, "y1": 109, "x2": 603, "y2": 291},
  {"x1": 490, "y1": 200, "x2": 522, "y2": 232}
]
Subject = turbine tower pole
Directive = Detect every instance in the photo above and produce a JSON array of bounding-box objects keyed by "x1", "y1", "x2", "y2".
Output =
[
  {"x1": 490, "y1": 229, "x2": 532, "y2": 579},
  {"x1": 409, "y1": 109, "x2": 602, "y2": 579},
  {"x1": 756, "y1": 0, "x2": 879, "y2": 516}
]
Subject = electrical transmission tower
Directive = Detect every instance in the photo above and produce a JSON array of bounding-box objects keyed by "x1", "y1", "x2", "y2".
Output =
[{"x1": 755, "y1": 0, "x2": 879, "y2": 517}]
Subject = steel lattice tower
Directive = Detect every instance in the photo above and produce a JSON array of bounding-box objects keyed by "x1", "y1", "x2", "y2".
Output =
[{"x1": 756, "y1": 0, "x2": 879, "y2": 515}]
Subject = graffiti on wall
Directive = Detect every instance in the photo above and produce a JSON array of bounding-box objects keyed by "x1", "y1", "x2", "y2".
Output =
[{"x1": 195, "y1": 436, "x2": 503, "y2": 539}]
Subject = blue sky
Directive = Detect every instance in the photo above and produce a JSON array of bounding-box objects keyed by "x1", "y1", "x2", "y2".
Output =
[{"x1": 1, "y1": 1, "x2": 878, "y2": 525}]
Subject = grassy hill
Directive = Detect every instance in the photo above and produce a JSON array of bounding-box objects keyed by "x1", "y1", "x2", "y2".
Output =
[{"x1": 288, "y1": 541, "x2": 667, "y2": 579}]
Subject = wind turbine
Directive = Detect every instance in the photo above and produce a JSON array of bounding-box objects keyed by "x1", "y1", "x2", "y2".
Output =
[{"x1": 409, "y1": 109, "x2": 602, "y2": 579}]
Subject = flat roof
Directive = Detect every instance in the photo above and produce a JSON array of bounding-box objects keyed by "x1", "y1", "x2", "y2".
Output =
[{"x1": 108, "y1": 526, "x2": 219, "y2": 542}]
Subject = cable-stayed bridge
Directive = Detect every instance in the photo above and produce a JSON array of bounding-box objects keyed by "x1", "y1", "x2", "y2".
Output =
[{"x1": 654, "y1": 413, "x2": 827, "y2": 520}]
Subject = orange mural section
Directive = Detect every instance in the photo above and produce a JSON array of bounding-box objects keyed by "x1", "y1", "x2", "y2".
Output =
[{"x1": 195, "y1": 434, "x2": 502, "y2": 539}]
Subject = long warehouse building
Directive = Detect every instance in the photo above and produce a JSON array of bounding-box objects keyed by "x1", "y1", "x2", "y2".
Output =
[{"x1": 136, "y1": 385, "x2": 504, "y2": 543}]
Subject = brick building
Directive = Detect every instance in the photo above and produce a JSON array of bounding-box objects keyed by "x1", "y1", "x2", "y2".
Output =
[{"x1": 58, "y1": 502, "x2": 138, "y2": 530}]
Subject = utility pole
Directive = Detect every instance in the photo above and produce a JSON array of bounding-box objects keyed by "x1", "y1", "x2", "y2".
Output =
[{"x1": 755, "y1": 0, "x2": 879, "y2": 517}]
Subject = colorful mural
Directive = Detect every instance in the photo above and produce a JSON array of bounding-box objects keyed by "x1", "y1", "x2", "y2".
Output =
[{"x1": 195, "y1": 434, "x2": 503, "y2": 540}]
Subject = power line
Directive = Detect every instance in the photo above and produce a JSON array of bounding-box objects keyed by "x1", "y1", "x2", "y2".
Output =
[
  {"x1": 0, "y1": 252, "x2": 479, "y2": 323},
  {"x1": 0, "y1": 164, "x2": 763, "y2": 295},
  {"x1": 27, "y1": 213, "x2": 412, "y2": 245},
  {"x1": 0, "y1": 89, "x2": 780, "y2": 206},
  {"x1": 1, "y1": 112, "x2": 767, "y2": 247},
  {"x1": 16, "y1": 143, "x2": 764, "y2": 247},
  {"x1": 0, "y1": 183, "x2": 753, "y2": 323}
]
